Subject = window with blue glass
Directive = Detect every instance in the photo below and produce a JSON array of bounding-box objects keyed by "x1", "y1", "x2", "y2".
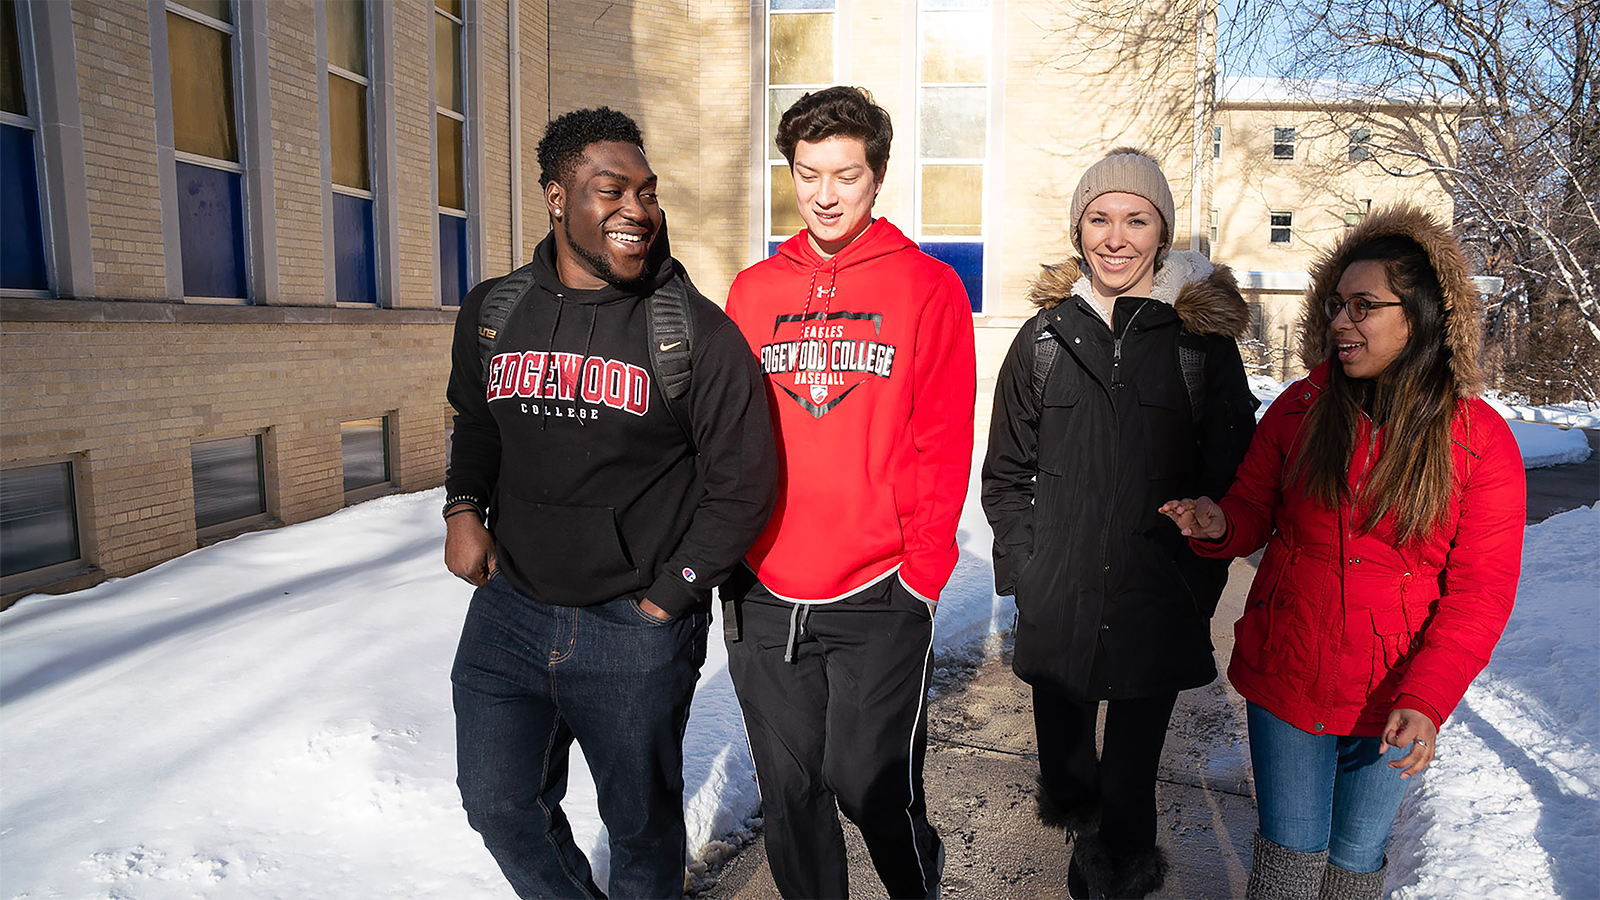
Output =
[
  {"x1": 166, "y1": 0, "x2": 248, "y2": 300},
  {"x1": 328, "y1": 0, "x2": 376, "y2": 304},
  {"x1": 917, "y1": 0, "x2": 988, "y2": 312},
  {"x1": 436, "y1": 0, "x2": 469, "y2": 306},
  {"x1": 1, "y1": 0, "x2": 48, "y2": 292}
]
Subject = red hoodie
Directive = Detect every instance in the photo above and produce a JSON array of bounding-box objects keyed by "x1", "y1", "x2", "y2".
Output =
[{"x1": 726, "y1": 218, "x2": 976, "y2": 604}]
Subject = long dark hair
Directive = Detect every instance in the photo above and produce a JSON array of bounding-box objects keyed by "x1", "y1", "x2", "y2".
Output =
[{"x1": 1288, "y1": 235, "x2": 1459, "y2": 543}]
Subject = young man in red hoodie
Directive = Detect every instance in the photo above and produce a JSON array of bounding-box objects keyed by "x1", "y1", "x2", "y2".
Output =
[{"x1": 724, "y1": 86, "x2": 977, "y2": 899}]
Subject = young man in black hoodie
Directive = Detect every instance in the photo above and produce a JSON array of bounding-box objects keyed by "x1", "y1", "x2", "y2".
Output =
[{"x1": 442, "y1": 107, "x2": 776, "y2": 900}]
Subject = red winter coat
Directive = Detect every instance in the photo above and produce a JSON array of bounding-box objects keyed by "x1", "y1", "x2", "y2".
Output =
[{"x1": 1194, "y1": 364, "x2": 1525, "y2": 737}]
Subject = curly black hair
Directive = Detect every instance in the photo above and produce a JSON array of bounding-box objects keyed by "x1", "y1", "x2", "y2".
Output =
[
  {"x1": 537, "y1": 107, "x2": 645, "y2": 189},
  {"x1": 775, "y1": 86, "x2": 892, "y2": 179}
]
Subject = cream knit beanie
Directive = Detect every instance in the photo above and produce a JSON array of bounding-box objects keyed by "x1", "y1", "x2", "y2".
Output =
[{"x1": 1069, "y1": 149, "x2": 1176, "y2": 261}]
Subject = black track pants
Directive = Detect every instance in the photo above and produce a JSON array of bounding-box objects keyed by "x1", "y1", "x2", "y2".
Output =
[
  {"x1": 1033, "y1": 687, "x2": 1179, "y2": 859},
  {"x1": 726, "y1": 578, "x2": 942, "y2": 899}
]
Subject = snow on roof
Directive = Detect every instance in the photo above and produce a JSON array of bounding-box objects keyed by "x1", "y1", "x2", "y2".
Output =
[{"x1": 1219, "y1": 76, "x2": 1464, "y2": 107}]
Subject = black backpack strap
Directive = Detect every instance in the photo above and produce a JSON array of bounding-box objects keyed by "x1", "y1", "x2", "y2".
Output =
[
  {"x1": 1176, "y1": 327, "x2": 1207, "y2": 424},
  {"x1": 1029, "y1": 311, "x2": 1059, "y2": 411},
  {"x1": 477, "y1": 262, "x2": 540, "y2": 383},
  {"x1": 645, "y1": 273, "x2": 695, "y2": 445}
]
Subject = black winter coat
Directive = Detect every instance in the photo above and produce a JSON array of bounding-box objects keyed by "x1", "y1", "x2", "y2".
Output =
[{"x1": 981, "y1": 252, "x2": 1258, "y2": 701}]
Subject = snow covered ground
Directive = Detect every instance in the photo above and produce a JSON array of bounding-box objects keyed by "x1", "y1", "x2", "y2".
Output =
[{"x1": 2, "y1": 409, "x2": 1595, "y2": 899}]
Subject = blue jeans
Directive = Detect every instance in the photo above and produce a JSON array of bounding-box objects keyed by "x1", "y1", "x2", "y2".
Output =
[
  {"x1": 1247, "y1": 702, "x2": 1411, "y2": 873},
  {"x1": 452, "y1": 572, "x2": 708, "y2": 899}
]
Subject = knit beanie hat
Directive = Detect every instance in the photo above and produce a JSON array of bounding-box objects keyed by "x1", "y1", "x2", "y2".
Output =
[{"x1": 1070, "y1": 148, "x2": 1176, "y2": 261}]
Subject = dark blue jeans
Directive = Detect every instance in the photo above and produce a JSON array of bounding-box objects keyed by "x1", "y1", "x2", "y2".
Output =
[
  {"x1": 452, "y1": 572, "x2": 708, "y2": 899},
  {"x1": 1247, "y1": 702, "x2": 1410, "y2": 873}
]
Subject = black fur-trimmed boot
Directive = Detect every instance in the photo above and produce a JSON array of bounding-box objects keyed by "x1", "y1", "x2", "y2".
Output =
[
  {"x1": 1067, "y1": 831, "x2": 1168, "y2": 899},
  {"x1": 1036, "y1": 774, "x2": 1101, "y2": 838},
  {"x1": 1246, "y1": 832, "x2": 1327, "y2": 900},
  {"x1": 1319, "y1": 858, "x2": 1387, "y2": 900}
]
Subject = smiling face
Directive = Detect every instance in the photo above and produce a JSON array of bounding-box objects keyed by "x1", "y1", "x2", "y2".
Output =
[
  {"x1": 1331, "y1": 259, "x2": 1413, "y2": 380},
  {"x1": 1078, "y1": 192, "x2": 1163, "y2": 303},
  {"x1": 547, "y1": 140, "x2": 662, "y2": 289},
  {"x1": 792, "y1": 136, "x2": 881, "y2": 259}
]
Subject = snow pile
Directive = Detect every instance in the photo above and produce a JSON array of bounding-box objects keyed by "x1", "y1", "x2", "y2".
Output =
[
  {"x1": 0, "y1": 460, "x2": 1012, "y2": 900},
  {"x1": 1504, "y1": 419, "x2": 1593, "y2": 468},
  {"x1": 1249, "y1": 377, "x2": 1594, "y2": 468},
  {"x1": 1389, "y1": 504, "x2": 1600, "y2": 900}
]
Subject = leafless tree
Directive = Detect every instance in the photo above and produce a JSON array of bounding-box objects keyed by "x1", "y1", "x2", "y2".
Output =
[{"x1": 1222, "y1": 0, "x2": 1600, "y2": 401}]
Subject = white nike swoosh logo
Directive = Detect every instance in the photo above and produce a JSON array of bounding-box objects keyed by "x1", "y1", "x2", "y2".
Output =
[{"x1": 659, "y1": 341, "x2": 683, "y2": 351}]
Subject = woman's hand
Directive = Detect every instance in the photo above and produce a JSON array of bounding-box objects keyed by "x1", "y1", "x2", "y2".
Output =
[
  {"x1": 1159, "y1": 496, "x2": 1228, "y2": 540},
  {"x1": 1381, "y1": 707, "x2": 1439, "y2": 777}
]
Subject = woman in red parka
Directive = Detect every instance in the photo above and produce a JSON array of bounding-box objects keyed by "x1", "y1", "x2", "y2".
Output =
[{"x1": 1161, "y1": 205, "x2": 1525, "y2": 900}]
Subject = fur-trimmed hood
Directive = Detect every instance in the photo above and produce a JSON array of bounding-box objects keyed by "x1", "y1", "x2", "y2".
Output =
[
  {"x1": 1027, "y1": 249, "x2": 1251, "y2": 338},
  {"x1": 1297, "y1": 204, "x2": 1483, "y2": 396}
]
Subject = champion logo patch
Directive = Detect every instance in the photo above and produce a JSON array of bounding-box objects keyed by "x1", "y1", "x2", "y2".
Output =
[{"x1": 681, "y1": 567, "x2": 697, "y2": 583}]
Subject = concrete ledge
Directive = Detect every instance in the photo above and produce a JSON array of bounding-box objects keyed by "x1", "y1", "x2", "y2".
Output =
[{"x1": 1, "y1": 296, "x2": 460, "y2": 326}]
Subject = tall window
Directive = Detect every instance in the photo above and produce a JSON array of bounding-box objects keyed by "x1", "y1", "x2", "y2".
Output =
[
  {"x1": 191, "y1": 434, "x2": 266, "y2": 530},
  {"x1": 1, "y1": 0, "x2": 48, "y2": 292},
  {"x1": 1209, "y1": 208, "x2": 1219, "y2": 244},
  {"x1": 1272, "y1": 126, "x2": 1296, "y2": 161},
  {"x1": 1211, "y1": 125, "x2": 1222, "y2": 160},
  {"x1": 765, "y1": 0, "x2": 836, "y2": 255},
  {"x1": 0, "y1": 462, "x2": 80, "y2": 579},
  {"x1": 166, "y1": 0, "x2": 249, "y2": 300},
  {"x1": 328, "y1": 0, "x2": 376, "y2": 304},
  {"x1": 435, "y1": 0, "x2": 468, "y2": 306},
  {"x1": 916, "y1": 0, "x2": 989, "y2": 312},
  {"x1": 1348, "y1": 127, "x2": 1371, "y2": 162},
  {"x1": 1270, "y1": 210, "x2": 1293, "y2": 243}
]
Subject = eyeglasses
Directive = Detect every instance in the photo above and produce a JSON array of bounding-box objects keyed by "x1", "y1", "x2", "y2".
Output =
[{"x1": 1324, "y1": 296, "x2": 1403, "y2": 322}]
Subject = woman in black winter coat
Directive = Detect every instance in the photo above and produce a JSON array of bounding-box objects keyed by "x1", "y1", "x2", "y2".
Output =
[{"x1": 981, "y1": 148, "x2": 1259, "y2": 899}]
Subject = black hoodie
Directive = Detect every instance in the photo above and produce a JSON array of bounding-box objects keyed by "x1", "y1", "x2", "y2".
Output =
[{"x1": 445, "y1": 233, "x2": 776, "y2": 617}]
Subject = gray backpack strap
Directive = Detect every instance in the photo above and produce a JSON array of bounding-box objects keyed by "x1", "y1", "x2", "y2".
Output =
[
  {"x1": 1030, "y1": 311, "x2": 1059, "y2": 411},
  {"x1": 477, "y1": 262, "x2": 540, "y2": 382},
  {"x1": 645, "y1": 273, "x2": 695, "y2": 445},
  {"x1": 1176, "y1": 328, "x2": 1207, "y2": 424}
]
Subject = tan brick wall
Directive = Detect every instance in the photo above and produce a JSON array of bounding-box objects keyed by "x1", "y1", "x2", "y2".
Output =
[
  {"x1": 1, "y1": 318, "x2": 454, "y2": 582},
  {"x1": 73, "y1": 0, "x2": 167, "y2": 300},
  {"x1": 266, "y1": 0, "x2": 328, "y2": 304},
  {"x1": 692, "y1": 0, "x2": 752, "y2": 303}
]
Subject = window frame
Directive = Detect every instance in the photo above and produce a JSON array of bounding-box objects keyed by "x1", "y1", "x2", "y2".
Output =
[
  {"x1": 912, "y1": 0, "x2": 993, "y2": 313},
  {"x1": 1348, "y1": 126, "x2": 1372, "y2": 162},
  {"x1": 761, "y1": 1, "x2": 838, "y2": 252},
  {"x1": 341, "y1": 414, "x2": 395, "y2": 502},
  {"x1": 0, "y1": 457, "x2": 90, "y2": 591},
  {"x1": 322, "y1": 0, "x2": 380, "y2": 306},
  {"x1": 1271, "y1": 125, "x2": 1296, "y2": 161},
  {"x1": 1, "y1": 0, "x2": 51, "y2": 297},
  {"x1": 1269, "y1": 209, "x2": 1293, "y2": 244},
  {"x1": 1211, "y1": 125, "x2": 1222, "y2": 160},
  {"x1": 190, "y1": 432, "x2": 271, "y2": 539},
  {"x1": 433, "y1": 0, "x2": 476, "y2": 307}
]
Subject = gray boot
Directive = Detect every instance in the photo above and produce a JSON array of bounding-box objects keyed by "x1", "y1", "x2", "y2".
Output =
[
  {"x1": 1247, "y1": 832, "x2": 1327, "y2": 900},
  {"x1": 1319, "y1": 858, "x2": 1387, "y2": 900}
]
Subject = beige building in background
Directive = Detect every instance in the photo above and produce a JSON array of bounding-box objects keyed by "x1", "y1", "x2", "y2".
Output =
[
  {"x1": 1, "y1": 1, "x2": 1459, "y2": 603},
  {"x1": 1210, "y1": 77, "x2": 1461, "y2": 379}
]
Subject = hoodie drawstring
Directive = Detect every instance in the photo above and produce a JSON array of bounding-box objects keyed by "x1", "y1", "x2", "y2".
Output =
[
  {"x1": 540, "y1": 295, "x2": 566, "y2": 431},
  {"x1": 783, "y1": 601, "x2": 812, "y2": 664},
  {"x1": 800, "y1": 257, "x2": 840, "y2": 326}
]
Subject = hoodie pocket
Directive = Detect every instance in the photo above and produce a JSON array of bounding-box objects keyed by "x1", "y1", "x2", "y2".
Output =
[{"x1": 494, "y1": 497, "x2": 640, "y2": 604}]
